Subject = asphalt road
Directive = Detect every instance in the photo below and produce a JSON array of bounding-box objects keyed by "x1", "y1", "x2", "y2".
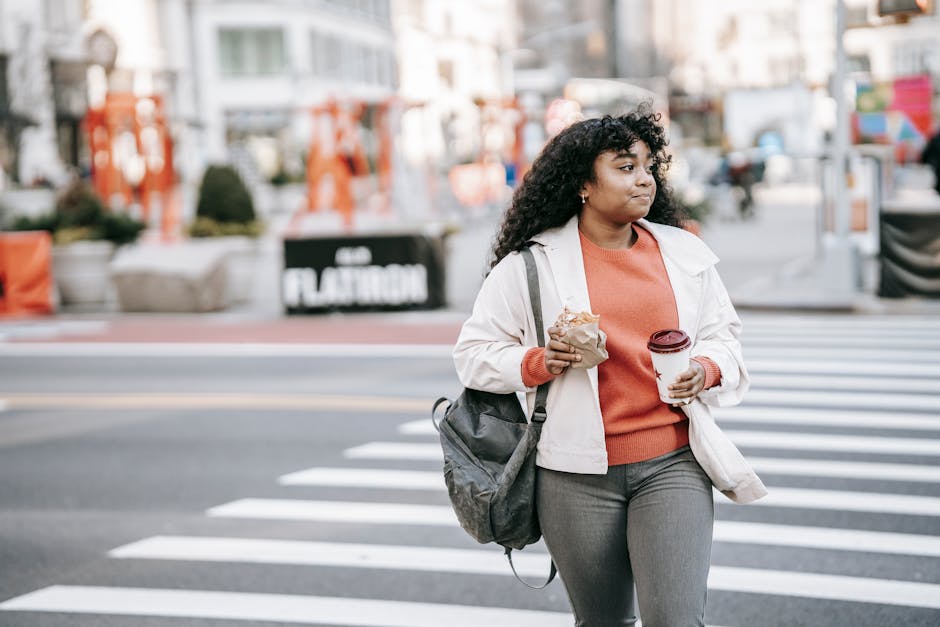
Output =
[{"x1": 2, "y1": 311, "x2": 940, "y2": 626}]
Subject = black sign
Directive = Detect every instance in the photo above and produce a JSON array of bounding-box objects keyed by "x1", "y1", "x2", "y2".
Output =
[
  {"x1": 877, "y1": 0, "x2": 931, "y2": 17},
  {"x1": 283, "y1": 232, "x2": 447, "y2": 313},
  {"x1": 879, "y1": 210, "x2": 940, "y2": 298}
]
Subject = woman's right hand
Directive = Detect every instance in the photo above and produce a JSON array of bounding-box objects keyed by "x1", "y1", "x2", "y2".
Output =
[{"x1": 545, "y1": 325, "x2": 582, "y2": 374}]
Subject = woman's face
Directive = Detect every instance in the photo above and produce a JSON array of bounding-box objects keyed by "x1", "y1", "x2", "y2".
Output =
[{"x1": 580, "y1": 141, "x2": 656, "y2": 226}]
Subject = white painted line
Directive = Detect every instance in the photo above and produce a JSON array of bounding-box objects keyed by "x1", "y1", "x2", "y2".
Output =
[
  {"x1": 715, "y1": 406, "x2": 940, "y2": 432},
  {"x1": 747, "y1": 487, "x2": 940, "y2": 517},
  {"x1": 750, "y1": 372, "x2": 940, "y2": 394},
  {"x1": 350, "y1": 429, "x2": 940, "y2": 460},
  {"x1": 344, "y1": 442, "x2": 442, "y2": 461},
  {"x1": 747, "y1": 359, "x2": 940, "y2": 378},
  {"x1": 713, "y1": 521, "x2": 940, "y2": 557},
  {"x1": 741, "y1": 315, "x2": 940, "y2": 329},
  {"x1": 110, "y1": 536, "x2": 550, "y2": 577},
  {"x1": 744, "y1": 346, "x2": 940, "y2": 363},
  {"x1": 207, "y1": 485, "x2": 940, "y2": 524},
  {"x1": 747, "y1": 457, "x2": 940, "y2": 483},
  {"x1": 278, "y1": 467, "x2": 443, "y2": 490},
  {"x1": 0, "y1": 343, "x2": 454, "y2": 358},
  {"x1": 206, "y1": 499, "x2": 458, "y2": 525},
  {"x1": 743, "y1": 336, "x2": 940, "y2": 350},
  {"x1": 284, "y1": 457, "x2": 940, "y2": 494},
  {"x1": 708, "y1": 566, "x2": 940, "y2": 610},
  {"x1": 0, "y1": 586, "x2": 573, "y2": 626},
  {"x1": 404, "y1": 405, "x2": 940, "y2": 435},
  {"x1": 742, "y1": 389, "x2": 940, "y2": 413},
  {"x1": 399, "y1": 419, "x2": 436, "y2": 435},
  {"x1": 724, "y1": 430, "x2": 940, "y2": 456},
  {"x1": 109, "y1": 521, "x2": 940, "y2": 578}
]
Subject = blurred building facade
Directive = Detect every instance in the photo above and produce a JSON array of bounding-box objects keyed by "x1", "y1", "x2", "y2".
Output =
[
  {"x1": 0, "y1": 0, "x2": 86, "y2": 188},
  {"x1": 0, "y1": 0, "x2": 937, "y2": 214}
]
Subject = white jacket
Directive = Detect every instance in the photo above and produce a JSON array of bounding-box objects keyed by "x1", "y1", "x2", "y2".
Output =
[{"x1": 453, "y1": 216, "x2": 767, "y2": 503}]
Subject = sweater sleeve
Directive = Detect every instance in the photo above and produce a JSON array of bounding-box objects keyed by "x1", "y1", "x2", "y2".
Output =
[
  {"x1": 692, "y1": 356, "x2": 722, "y2": 389},
  {"x1": 521, "y1": 347, "x2": 557, "y2": 387}
]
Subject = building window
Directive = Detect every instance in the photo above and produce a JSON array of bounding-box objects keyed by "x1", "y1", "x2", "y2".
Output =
[
  {"x1": 219, "y1": 28, "x2": 287, "y2": 76},
  {"x1": 311, "y1": 30, "x2": 394, "y2": 87}
]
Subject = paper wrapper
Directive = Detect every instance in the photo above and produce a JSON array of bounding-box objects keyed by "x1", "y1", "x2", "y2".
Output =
[{"x1": 555, "y1": 308, "x2": 609, "y2": 369}]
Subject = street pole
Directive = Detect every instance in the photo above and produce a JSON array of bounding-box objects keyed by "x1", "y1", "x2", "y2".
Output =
[{"x1": 823, "y1": 0, "x2": 857, "y2": 295}]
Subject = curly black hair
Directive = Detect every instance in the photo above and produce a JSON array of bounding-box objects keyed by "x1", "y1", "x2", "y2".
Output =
[{"x1": 490, "y1": 105, "x2": 685, "y2": 268}]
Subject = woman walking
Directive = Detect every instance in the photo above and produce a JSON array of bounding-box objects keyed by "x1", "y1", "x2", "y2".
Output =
[{"x1": 453, "y1": 107, "x2": 761, "y2": 626}]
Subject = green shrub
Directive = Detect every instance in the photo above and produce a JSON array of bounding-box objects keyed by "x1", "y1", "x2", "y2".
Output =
[
  {"x1": 7, "y1": 180, "x2": 145, "y2": 245},
  {"x1": 188, "y1": 216, "x2": 264, "y2": 238},
  {"x1": 195, "y1": 165, "x2": 256, "y2": 224}
]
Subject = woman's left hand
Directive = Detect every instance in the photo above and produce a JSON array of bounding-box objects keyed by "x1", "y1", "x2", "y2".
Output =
[{"x1": 668, "y1": 360, "x2": 706, "y2": 404}]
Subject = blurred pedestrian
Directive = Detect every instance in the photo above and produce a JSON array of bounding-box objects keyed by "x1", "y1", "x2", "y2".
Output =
[
  {"x1": 921, "y1": 129, "x2": 940, "y2": 195},
  {"x1": 726, "y1": 151, "x2": 756, "y2": 219},
  {"x1": 453, "y1": 108, "x2": 752, "y2": 626}
]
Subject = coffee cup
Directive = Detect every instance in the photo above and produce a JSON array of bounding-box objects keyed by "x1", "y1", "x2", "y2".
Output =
[{"x1": 647, "y1": 329, "x2": 692, "y2": 405}]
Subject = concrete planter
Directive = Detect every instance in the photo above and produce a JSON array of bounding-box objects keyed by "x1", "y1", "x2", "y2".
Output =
[
  {"x1": 52, "y1": 240, "x2": 116, "y2": 306},
  {"x1": 109, "y1": 240, "x2": 228, "y2": 313},
  {"x1": 217, "y1": 235, "x2": 261, "y2": 305}
]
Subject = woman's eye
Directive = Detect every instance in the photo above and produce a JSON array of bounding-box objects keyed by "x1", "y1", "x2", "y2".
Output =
[{"x1": 621, "y1": 164, "x2": 634, "y2": 172}]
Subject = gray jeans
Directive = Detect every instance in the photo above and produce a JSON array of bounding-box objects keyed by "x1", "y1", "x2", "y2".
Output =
[{"x1": 536, "y1": 446, "x2": 714, "y2": 627}]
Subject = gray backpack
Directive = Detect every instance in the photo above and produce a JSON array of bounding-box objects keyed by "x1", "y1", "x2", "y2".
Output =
[{"x1": 432, "y1": 247, "x2": 556, "y2": 587}]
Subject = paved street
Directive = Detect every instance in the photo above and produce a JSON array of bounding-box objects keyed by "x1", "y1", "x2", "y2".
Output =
[{"x1": 1, "y1": 310, "x2": 939, "y2": 626}]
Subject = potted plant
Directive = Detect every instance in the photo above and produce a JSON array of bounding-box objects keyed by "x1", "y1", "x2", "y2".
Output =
[
  {"x1": 9, "y1": 180, "x2": 145, "y2": 306},
  {"x1": 188, "y1": 164, "x2": 264, "y2": 304}
]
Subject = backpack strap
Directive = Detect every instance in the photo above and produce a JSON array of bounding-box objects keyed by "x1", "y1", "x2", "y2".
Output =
[
  {"x1": 505, "y1": 546, "x2": 558, "y2": 590},
  {"x1": 520, "y1": 247, "x2": 549, "y2": 424},
  {"x1": 513, "y1": 246, "x2": 557, "y2": 588}
]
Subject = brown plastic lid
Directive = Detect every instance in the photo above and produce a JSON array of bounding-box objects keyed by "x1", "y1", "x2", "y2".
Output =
[{"x1": 647, "y1": 329, "x2": 691, "y2": 353}]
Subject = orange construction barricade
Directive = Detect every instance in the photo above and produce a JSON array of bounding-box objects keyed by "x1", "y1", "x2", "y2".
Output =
[{"x1": 0, "y1": 231, "x2": 55, "y2": 316}]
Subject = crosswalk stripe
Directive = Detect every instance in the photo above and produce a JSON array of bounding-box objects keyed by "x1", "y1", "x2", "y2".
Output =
[
  {"x1": 742, "y1": 336, "x2": 940, "y2": 350},
  {"x1": 708, "y1": 567, "x2": 940, "y2": 609},
  {"x1": 743, "y1": 346, "x2": 940, "y2": 363},
  {"x1": 110, "y1": 519, "x2": 940, "y2": 573},
  {"x1": 742, "y1": 389, "x2": 940, "y2": 412},
  {"x1": 724, "y1": 430, "x2": 940, "y2": 455},
  {"x1": 713, "y1": 521, "x2": 940, "y2": 557},
  {"x1": 717, "y1": 406, "x2": 940, "y2": 431},
  {"x1": 747, "y1": 457, "x2": 940, "y2": 483},
  {"x1": 206, "y1": 499, "x2": 458, "y2": 525},
  {"x1": 344, "y1": 442, "x2": 442, "y2": 460},
  {"x1": 3, "y1": 572, "x2": 937, "y2": 620},
  {"x1": 279, "y1": 467, "x2": 443, "y2": 489},
  {"x1": 109, "y1": 536, "x2": 551, "y2": 576},
  {"x1": 0, "y1": 585, "x2": 573, "y2": 626},
  {"x1": 752, "y1": 486, "x2": 940, "y2": 516},
  {"x1": 348, "y1": 430, "x2": 940, "y2": 460},
  {"x1": 740, "y1": 315, "x2": 940, "y2": 329},
  {"x1": 282, "y1": 457, "x2": 940, "y2": 491},
  {"x1": 207, "y1": 486, "x2": 940, "y2": 522},
  {"x1": 749, "y1": 373, "x2": 940, "y2": 394},
  {"x1": 406, "y1": 405, "x2": 940, "y2": 434},
  {"x1": 747, "y1": 358, "x2": 940, "y2": 377}
]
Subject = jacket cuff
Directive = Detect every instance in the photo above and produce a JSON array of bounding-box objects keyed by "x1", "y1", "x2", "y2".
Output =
[
  {"x1": 522, "y1": 347, "x2": 556, "y2": 387},
  {"x1": 692, "y1": 356, "x2": 722, "y2": 389}
]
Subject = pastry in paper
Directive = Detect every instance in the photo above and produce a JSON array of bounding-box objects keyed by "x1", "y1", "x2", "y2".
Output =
[{"x1": 553, "y1": 307, "x2": 609, "y2": 368}]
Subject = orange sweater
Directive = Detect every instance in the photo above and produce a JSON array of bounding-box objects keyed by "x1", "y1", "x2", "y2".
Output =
[{"x1": 522, "y1": 226, "x2": 720, "y2": 465}]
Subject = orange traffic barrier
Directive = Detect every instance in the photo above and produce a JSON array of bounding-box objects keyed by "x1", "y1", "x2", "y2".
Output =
[{"x1": 0, "y1": 230, "x2": 55, "y2": 316}]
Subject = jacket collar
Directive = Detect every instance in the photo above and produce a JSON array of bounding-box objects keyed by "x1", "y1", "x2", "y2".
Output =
[{"x1": 531, "y1": 216, "x2": 719, "y2": 277}]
